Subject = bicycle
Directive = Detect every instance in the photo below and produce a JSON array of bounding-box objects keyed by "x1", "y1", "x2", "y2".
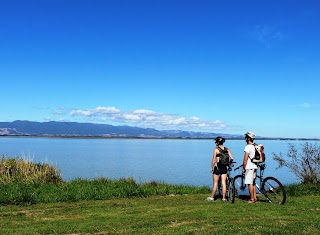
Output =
[
  {"x1": 217, "y1": 161, "x2": 236, "y2": 203},
  {"x1": 233, "y1": 163, "x2": 286, "y2": 204}
]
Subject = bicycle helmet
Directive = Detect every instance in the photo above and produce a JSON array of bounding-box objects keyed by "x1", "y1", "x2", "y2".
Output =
[
  {"x1": 244, "y1": 131, "x2": 256, "y2": 139},
  {"x1": 214, "y1": 136, "x2": 225, "y2": 145}
]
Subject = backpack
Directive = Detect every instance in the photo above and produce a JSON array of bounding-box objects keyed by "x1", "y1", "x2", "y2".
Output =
[
  {"x1": 251, "y1": 143, "x2": 265, "y2": 163},
  {"x1": 217, "y1": 147, "x2": 230, "y2": 166}
]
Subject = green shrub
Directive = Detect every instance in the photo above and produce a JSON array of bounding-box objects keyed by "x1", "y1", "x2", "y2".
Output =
[
  {"x1": 273, "y1": 142, "x2": 320, "y2": 184},
  {"x1": 285, "y1": 183, "x2": 320, "y2": 196}
]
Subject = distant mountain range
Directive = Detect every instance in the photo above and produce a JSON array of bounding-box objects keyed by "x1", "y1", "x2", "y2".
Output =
[{"x1": 0, "y1": 120, "x2": 243, "y2": 139}]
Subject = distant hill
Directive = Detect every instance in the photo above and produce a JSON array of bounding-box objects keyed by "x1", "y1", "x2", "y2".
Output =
[{"x1": 0, "y1": 120, "x2": 242, "y2": 139}]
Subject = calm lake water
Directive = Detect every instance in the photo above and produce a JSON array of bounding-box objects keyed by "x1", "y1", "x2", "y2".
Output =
[{"x1": 1, "y1": 137, "x2": 316, "y2": 186}]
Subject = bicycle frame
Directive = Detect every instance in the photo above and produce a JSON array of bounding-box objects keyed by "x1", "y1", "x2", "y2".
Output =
[{"x1": 234, "y1": 164, "x2": 266, "y2": 193}]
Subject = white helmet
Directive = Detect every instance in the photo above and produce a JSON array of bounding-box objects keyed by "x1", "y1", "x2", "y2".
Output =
[{"x1": 244, "y1": 131, "x2": 256, "y2": 139}]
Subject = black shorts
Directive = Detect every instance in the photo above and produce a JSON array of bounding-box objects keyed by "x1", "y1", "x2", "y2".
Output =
[{"x1": 213, "y1": 166, "x2": 227, "y2": 175}]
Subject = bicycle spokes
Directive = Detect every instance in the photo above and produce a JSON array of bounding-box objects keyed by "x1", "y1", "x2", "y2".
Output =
[
  {"x1": 227, "y1": 179, "x2": 235, "y2": 203},
  {"x1": 233, "y1": 175, "x2": 247, "y2": 197},
  {"x1": 262, "y1": 177, "x2": 286, "y2": 205}
]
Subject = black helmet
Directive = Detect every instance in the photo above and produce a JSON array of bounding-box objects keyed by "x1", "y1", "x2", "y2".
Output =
[{"x1": 215, "y1": 136, "x2": 225, "y2": 145}]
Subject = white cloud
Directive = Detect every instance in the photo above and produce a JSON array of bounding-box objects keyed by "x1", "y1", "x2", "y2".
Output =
[
  {"x1": 133, "y1": 109, "x2": 156, "y2": 115},
  {"x1": 297, "y1": 102, "x2": 320, "y2": 109},
  {"x1": 52, "y1": 110, "x2": 65, "y2": 115},
  {"x1": 290, "y1": 102, "x2": 319, "y2": 109},
  {"x1": 96, "y1": 106, "x2": 120, "y2": 114},
  {"x1": 52, "y1": 106, "x2": 68, "y2": 115},
  {"x1": 122, "y1": 113, "x2": 141, "y2": 121},
  {"x1": 250, "y1": 24, "x2": 285, "y2": 48},
  {"x1": 70, "y1": 106, "x2": 120, "y2": 117},
  {"x1": 67, "y1": 106, "x2": 226, "y2": 131},
  {"x1": 300, "y1": 102, "x2": 312, "y2": 108}
]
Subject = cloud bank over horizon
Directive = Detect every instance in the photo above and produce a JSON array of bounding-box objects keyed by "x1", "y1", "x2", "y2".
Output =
[{"x1": 52, "y1": 106, "x2": 226, "y2": 131}]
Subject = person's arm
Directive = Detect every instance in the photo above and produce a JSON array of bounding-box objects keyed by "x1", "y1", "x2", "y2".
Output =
[
  {"x1": 211, "y1": 148, "x2": 218, "y2": 172},
  {"x1": 242, "y1": 151, "x2": 249, "y2": 174},
  {"x1": 227, "y1": 149, "x2": 234, "y2": 160}
]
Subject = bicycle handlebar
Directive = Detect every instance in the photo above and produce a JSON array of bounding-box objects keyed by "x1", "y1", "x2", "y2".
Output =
[{"x1": 234, "y1": 163, "x2": 266, "y2": 171}]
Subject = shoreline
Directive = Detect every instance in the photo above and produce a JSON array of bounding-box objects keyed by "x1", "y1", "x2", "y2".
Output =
[{"x1": 0, "y1": 134, "x2": 319, "y2": 141}]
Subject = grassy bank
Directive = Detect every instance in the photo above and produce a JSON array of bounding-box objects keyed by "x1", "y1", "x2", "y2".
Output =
[
  {"x1": 0, "y1": 156, "x2": 210, "y2": 205},
  {"x1": 0, "y1": 178, "x2": 210, "y2": 205},
  {"x1": 1, "y1": 194, "x2": 319, "y2": 234},
  {"x1": 1, "y1": 156, "x2": 320, "y2": 205},
  {"x1": 1, "y1": 156, "x2": 320, "y2": 234}
]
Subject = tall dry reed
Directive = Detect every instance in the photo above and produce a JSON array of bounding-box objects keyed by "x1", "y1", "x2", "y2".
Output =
[{"x1": 0, "y1": 156, "x2": 62, "y2": 184}]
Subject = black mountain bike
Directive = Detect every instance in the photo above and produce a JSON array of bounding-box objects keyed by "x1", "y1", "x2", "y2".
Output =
[
  {"x1": 233, "y1": 163, "x2": 286, "y2": 204},
  {"x1": 217, "y1": 161, "x2": 236, "y2": 203}
]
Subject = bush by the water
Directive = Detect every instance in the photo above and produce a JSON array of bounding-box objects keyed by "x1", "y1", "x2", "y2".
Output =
[
  {"x1": 273, "y1": 142, "x2": 320, "y2": 184},
  {"x1": 284, "y1": 183, "x2": 320, "y2": 197},
  {"x1": 0, "y1": 156, "x2": 62, "y2": 184}
]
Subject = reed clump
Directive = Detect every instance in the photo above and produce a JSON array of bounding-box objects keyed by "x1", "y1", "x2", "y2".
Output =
[{"x1": 0, "y1": 156, "x2": 62, "y2": 184}]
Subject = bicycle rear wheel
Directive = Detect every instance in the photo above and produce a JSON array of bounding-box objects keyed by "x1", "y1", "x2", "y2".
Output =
[
  {"x1": 261, "y1": 176, "x2": 286, "y2": 205},
  {"x1": 233, "y1": 174, "x2": 246, "y2": 198},
  {"x1": 227, "y1": 178, "x2": 235, "y2": 203},
  {"x1": 217, "y1": 179, "x2": 222, "y2": 197}
]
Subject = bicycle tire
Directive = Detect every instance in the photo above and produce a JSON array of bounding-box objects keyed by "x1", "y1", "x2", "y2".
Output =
[
  {"x1": 227, "y1": 178, "x2": 235, "y2": 203},
  {"x1": 261, "y1": 176, "x2": 286, "y2": 205},
  {"x1": 233, "y1": 174, "x2": 246, "y2": 198},
  {"x1": 217, "y1": 180, "x2": 222, "y2": 197}
]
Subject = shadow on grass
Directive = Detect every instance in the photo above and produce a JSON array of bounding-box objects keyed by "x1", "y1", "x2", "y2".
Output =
[{"x1": 236, "y1": 195, "x2": 270, "y2": 203}]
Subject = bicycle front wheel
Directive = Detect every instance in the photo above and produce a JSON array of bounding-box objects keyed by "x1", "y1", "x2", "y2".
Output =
[
  {"x1": 233, "y1": 174, "x2": 246, "y2": 198},
  {"x1": 227, "y1": 178, "x2": 235, "y2": 203},
  {"x1": 261, "y1": 176, "x2": 286, "y2": 205}
]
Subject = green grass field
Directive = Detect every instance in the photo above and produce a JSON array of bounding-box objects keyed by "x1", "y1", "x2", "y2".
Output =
[
  {"x1": 1, "y1": 156, "x2": 319, "y2": 234},
  {"x1": 1, "y1": 194, "x2": 319, "y2": 235}
]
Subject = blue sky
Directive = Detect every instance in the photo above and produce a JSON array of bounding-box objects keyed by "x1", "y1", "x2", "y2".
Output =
[{"x1": 1, "y1": 0, "x2": 320, "y2": 138}]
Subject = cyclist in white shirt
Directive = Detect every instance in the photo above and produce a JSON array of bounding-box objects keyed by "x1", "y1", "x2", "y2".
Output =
[{"x1": 242, "y1": 131, "x2": 258, "y2": 203}]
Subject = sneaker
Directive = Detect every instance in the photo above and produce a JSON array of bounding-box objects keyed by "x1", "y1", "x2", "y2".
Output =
[
  {"x1": 206, "y1": 197, "x2": 214, "y2": 201},
  {"x1": 222, "y1": 198, "x2": 227, "y2": 202}
]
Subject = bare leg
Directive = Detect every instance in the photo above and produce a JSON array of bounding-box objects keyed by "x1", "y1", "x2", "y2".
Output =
[
  {"x1": 211, "y1": 174, "x2": 220, "y2": 199},
  {"x1": 249, "y1": 184, "x2": 256, "y2": 201},
  {"x1": 253, "y1": 184, "x2": 257, "y2": 201},
  {"x1": 221, "y1": 174, "x2": 227, "y2": 200},
  {"x1": 246, "y1": 170, "x2": 257, "y2": 202}
]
